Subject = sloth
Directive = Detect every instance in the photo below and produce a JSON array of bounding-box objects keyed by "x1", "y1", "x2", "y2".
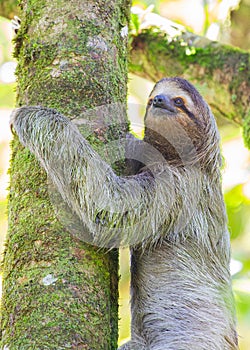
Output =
[{"x1": 10, "y1": 77, "x2": 238, "y2": 349}]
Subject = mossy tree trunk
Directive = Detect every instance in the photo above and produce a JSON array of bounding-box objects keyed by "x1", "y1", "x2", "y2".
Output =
[{"x1": 1, "y1": 1, "x2": 130, "y2": 349}]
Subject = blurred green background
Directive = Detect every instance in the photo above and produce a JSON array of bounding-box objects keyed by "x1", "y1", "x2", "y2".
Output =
[{"x1": 0, "y1": 1, "x2": 249, "y2": 348}]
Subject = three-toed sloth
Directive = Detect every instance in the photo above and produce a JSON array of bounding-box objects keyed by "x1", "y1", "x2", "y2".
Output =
[{"x1": 11, "y1": 77, "x2": 238, "y2": 349}]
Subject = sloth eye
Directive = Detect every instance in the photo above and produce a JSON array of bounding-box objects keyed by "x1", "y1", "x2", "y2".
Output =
[{"x1": 173, "y1": 97, "x2": 184, "y2": 107}]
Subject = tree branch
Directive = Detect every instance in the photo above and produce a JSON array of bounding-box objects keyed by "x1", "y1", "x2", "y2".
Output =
[{"x1": 129, "y1": 23, "x2": 249, "y2": 130}]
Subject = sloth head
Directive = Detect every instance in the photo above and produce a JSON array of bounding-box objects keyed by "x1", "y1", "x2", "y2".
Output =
[{"x1": 144, "y1": 77, "x2": 221, "y2": 170}]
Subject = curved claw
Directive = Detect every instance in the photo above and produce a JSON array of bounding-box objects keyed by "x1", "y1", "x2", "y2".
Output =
[
  {"x1": 9, "y1": 109, "x2": 18, "y2": 135},
  {"x1": 11, "y1": 16, "x2": 21, "y2": 34}
]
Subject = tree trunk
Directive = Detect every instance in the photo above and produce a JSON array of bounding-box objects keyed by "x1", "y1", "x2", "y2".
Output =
[{"x1": 1, "y1": 1, "x2": 130, "y2": 349}]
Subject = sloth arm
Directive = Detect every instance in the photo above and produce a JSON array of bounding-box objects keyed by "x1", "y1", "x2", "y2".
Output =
[{"x1": 10, "y1": 106, "x2": 199, "y2": 247}]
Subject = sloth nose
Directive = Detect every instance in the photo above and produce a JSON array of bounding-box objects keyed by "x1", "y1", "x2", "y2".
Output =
[{"x1": 153, "y1": 94, "x2": 168, "y2": 108}]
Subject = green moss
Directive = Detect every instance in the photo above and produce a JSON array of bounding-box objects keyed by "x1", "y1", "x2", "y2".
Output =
[{"x1": 15, "y1": 12, "x2": 128, "y2": 115}]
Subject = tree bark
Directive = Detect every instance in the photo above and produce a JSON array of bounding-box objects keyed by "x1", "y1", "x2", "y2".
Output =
[{"x1": 1, "y1": 1, "x2": 130, "y2": 349}]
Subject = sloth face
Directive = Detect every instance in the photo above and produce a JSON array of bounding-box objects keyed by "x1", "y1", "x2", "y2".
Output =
[
  {"x1": 145, "y1": 77, "x2": 207, "y2": 130},
  {"x1": 144, "y1": 77, "x2": 219, "y2": 167}
]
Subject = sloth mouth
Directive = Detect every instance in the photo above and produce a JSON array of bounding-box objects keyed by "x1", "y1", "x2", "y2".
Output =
[
  {"x1": 153, "y1": 105, "x2": 176, "y2": 113},
  {"x1": 151, "y1": 105, "x2": 176, "y2": 116}
]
